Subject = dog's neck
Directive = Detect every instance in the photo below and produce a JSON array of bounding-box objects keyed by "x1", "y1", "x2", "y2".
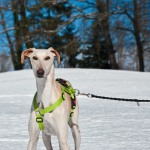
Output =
[{"x1": 35, "y1": 64, "x2": 58, "y2": 108}]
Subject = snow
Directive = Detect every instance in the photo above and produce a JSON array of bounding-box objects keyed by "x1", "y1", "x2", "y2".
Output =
[{"x1": 0, "y1": 69, "x2": 150, "y2": 150}]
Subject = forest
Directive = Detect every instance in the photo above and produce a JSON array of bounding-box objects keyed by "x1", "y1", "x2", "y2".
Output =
[{"x1": 0, "y1": 0, "x2": 150, "y2": 72}]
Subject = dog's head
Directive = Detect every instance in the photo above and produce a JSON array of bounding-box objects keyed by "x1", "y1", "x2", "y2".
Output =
[{"x1": 21, "y1": 47, "x2": 60, "y2": 78}]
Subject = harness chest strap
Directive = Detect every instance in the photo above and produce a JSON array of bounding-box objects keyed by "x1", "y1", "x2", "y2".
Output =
[
  {"x1": 33, "y1": 80, "x2": 76, "y2": 130},
  {"x1": 33, "y1": 87, "x2": 65, "y2": 130},
  {"x1": 56, "y1": 78, "x2": 76, "y2": 122}
]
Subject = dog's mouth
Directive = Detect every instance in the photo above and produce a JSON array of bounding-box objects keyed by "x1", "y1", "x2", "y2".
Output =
[{"x1": 36, "y1": 74, "x2": 44, "y2": 78}]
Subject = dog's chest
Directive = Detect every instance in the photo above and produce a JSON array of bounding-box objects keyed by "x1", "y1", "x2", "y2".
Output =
[{"x1": 43, "y1": 115, "x2": 56, "y2": 136}]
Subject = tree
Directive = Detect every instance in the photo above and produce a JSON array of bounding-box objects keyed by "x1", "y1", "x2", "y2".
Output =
[
  {"x1": 95, "y1": 0, "x2": 118, "y2": 69},
  {"x1": 27, "y1": 0, "x2": 78, "y2": 67},
  {"x1": 0, "y1": 53, "x2": 12, "y2": 72},
  {"x1": 63, "y1": 25, "x2": 80, "y2": 68},
  {"x1": 0, "y1": 4, "x2": 16, "y2": 70},
  {"x1": 12, "y1": 0, "x2": 24, "y2": 70},
  {"x1": 31, "y1": 0, "x2": 119, "y2": 69},
  {"x1": 0, "y1": 0, "x2": 33, "y2": 70},
  {"x1": 78, "y1": 20, "x2": 110, "y2": 69},
  {"x1": 116, "y1": 0, "x2": 150, "y2": 71},
  {"x1": 1, "y1": 0, "x2": 149, "y2": 71},
  {"x1": 0, "y1": 0, "x2": 77, "y2": 69}
]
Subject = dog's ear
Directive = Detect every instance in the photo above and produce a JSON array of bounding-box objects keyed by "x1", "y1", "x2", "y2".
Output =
[
  {"x1": 49, "y1": 47, "x2": 60, "y2": 65},
  {"x1": 21, "y1": 48, "x2": 33, "y2": 64}
]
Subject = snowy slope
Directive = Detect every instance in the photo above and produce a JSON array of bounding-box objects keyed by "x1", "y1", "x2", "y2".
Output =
[{"x1": 0, "y1": 69, "x2": 150, "y2": 150}]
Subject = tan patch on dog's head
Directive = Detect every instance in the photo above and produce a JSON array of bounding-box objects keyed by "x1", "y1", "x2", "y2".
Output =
[
  {"x1": 21, "y1": 48, "x2": 34, "y2": 64},
  {"x1": 49, "y1": 47, "x2": 60, "y2": 65}
]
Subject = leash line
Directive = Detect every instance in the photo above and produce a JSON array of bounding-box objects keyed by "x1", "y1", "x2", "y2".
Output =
[
  {"x1": 90, "y1": 94, "x2": 150, "y2": 102},
  {"x1": 75, "y1": 89, "x2": 150, "y2": 106}
]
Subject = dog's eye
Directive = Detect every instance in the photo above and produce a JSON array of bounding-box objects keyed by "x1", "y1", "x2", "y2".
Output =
[
  {"x1": 33, "y1": 56, "x2": 38, "y2": 60},
  {"x1": 45, "y1": 56, "x2": 50, "y2": 60}
]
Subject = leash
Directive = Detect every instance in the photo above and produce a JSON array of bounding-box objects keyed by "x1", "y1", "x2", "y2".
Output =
[
  {"x1": 34, "y1": 79, "x2": 150, "y2": 130},
  {"x1": 75, "y1": 89, "x2": 150, "y2": 106}
]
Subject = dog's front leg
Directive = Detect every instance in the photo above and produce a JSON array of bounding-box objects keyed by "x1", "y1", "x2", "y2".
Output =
[
  {"x1": 27, "y1": 110, "x2": 40, "y2": 150},
  {"x1": 42, "y1": 131, "x2": 53, "y2": 150},
  {"x1": 56, "y1": 120, "x2": 70, "y2": 150}
]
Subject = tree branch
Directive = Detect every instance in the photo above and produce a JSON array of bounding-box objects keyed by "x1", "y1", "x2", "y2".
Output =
[
  {"x1": 117, "y1": 27, "x2": 135, "y2": 35},
  {"x1": 118, "y1": 6, "x2": 134, "y2": 22},
  {"x1": 42, "y1": 6, "x2": 119, "y2": 33},
  {"x1": 0, "y1": 27, "x2": 15, "y2": 34},
  {"x1": 75, "y1": 0, "x2": 96, "y2": 6}
]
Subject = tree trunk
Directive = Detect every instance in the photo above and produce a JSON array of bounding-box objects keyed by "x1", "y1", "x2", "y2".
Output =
[
  {"x1": 136, "y1": 49, "x2": 139, "y2": 71},
  {"x1": 0, "y1": 6, "x2": 16, "y2": 70},
  {"x1": 95, "y1": 0, "x2": 119, "y2": 69},
  {"x1": 133, "y1": 0, "x2": 144, "y2": 71},
  {"x1": 18, "y1": 0, "x2": 33, "y2": 68},
  {"x1": 12, "y1": 0, "x2": 24, "y2": 70},
  {"x1": 134, "y1": 27, "x2": 144, "y2": 71}
]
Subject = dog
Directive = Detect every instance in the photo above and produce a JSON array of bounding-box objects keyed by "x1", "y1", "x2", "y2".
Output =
[{"x1": 21, "y1": 47, "x2": 81, "y2": 150}]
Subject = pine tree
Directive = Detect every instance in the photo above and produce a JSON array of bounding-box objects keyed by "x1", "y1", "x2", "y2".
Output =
[
  {"x1": 78, "y1": 21, "x2": 110, "y2": 69},
  {"x1": 63, "y1": 25, "x2": 80, "y2": 68},
  {"x1": 27, "y1": 0, "x2": 76, "y2": 67}
]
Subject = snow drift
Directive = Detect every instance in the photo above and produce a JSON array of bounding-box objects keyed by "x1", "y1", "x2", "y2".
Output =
[{"x1": 0, "y1": 69, "x2": 150, "y2": 150}]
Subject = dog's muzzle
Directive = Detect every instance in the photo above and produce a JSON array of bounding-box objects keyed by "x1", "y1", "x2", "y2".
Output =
[{"x1": 37, "y1": 68, "x2": 45, "y2": 78}]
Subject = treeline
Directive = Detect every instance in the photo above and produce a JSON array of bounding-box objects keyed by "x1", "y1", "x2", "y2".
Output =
[{"x1": 0, "y1": 0, "x2": 150, "y2": 72}]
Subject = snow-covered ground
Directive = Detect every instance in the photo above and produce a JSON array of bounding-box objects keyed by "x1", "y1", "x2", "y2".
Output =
[{"x1": 0, "y1": 68, "x2": 150, "y2": 150}]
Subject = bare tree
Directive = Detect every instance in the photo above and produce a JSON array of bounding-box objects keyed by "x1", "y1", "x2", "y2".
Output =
[
  {"x1": 0, "y1": 0, "x2": 33, "y2": 70},
  {"x1": 27, "y1": 0, "x2": 119, "y2": 69},
  {"x1": 0, "y1": 53, "x2": 12, "y2": 72},
  {"x1": 95, "y1": 0, "x2": 119, "y2": 69},
  {"x1": 1, "y1": 0, "x2": 149, "y2": 71},
  {"x1": 0, "y1": 5, "x2": 16, "y2": 69},
  {"x1": 116, "y1": 0, "x2": 150, "y2": 71}
]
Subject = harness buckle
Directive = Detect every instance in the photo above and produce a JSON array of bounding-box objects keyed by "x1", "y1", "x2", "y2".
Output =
[
  {"x1": 70, "y1": 112, "x2": 74, "y2": 117},
  {"x1": 71, "y1": 95, "x2": 76, "y2": 109},
  {"x1": 36, "y1": 117, "x2": 43, "y2": 123}
]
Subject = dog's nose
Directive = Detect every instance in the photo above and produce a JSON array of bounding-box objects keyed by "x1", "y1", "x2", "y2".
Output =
[{"x1": 37, "y1": 68, "x2": 45, "y2": 78}]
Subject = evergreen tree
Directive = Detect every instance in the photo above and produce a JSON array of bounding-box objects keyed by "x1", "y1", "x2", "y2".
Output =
[
  {"x1": 78, "y1": 21, "x2": 110, "y2": 69},
  {"x1": 63, "y1": 25, "x2": 80, "y2": 68},
  {"x1": 27, "y1": 0, "x2": 76, "y2": 67}
]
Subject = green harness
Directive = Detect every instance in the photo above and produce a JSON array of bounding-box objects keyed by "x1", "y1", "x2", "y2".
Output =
[{"x1": 33, "y1": 78, "x2": 76, "y2": 130}]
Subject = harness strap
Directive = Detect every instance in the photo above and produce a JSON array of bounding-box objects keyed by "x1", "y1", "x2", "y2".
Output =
[
  {"x1": 61, "y1": 85, "x2": 76, "y2": 122},
  {"x1": 33, "y1": 93, "x2": 44, "y2": 130},
  {"x1": 33, "y1": 87, "x2": 65, "y2": 130},
  {"x1": 68, "y1": 109, "x2": 74, "y2": 122},
  {"x1": 57, "y1": 79, "x2": 76, "y2": 122},
  {"x1": 36, "y1": 114, "x2": 44, "y2": 130},
  {"x1": 33, "y1": 79, "x2": 76, "y2": 130},
  {"x1": 39, "y1": 95, "x2": 64, "y2": 115}
]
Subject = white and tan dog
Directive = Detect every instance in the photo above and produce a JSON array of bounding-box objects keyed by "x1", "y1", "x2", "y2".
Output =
[{"x1": 21, "y1": 47, "x2": 81, "y2": 150}]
